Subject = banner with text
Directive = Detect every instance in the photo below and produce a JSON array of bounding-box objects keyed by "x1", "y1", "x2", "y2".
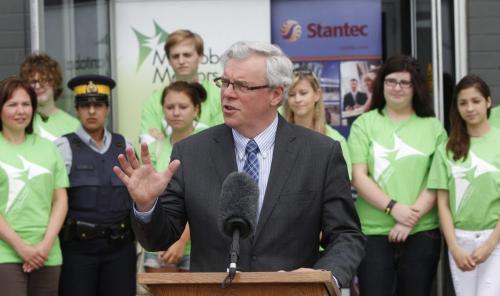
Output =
[
  {"x1": 272, "y1": 0, "x2": 382, "y2": 135},
  {"x1": 113, "y1": 0, "x2": 270, "y2": 145}
]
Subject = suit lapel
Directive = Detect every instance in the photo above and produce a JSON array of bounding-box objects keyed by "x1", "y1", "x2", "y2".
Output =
[
  {"x1": 254, "y1": 117, "x2": 298, "y2": 240},
  {"x1": 210, "y1": 125, "x2": 238, "y2": 184}
]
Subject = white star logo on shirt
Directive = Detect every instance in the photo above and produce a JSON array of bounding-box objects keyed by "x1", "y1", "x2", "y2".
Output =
[
  {"x1": 37, "y1": 126, "x2": 58, "y2": 142},
  {"x1": 449, "y1": 151, "x2": 499, "y2": 212},
  {"x1": 373, "y1": 134, "x2": 425, "y2": 181},
  {"x1": 0, "y1": 156, "x2": 51, "y2": 213}
]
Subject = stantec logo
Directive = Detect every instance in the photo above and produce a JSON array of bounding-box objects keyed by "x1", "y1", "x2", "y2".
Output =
[
  {"x1": 280, "y1": 20, "x2": 369, "y2": 42},
  {"x1": 307, "y1": 23, "x2": 368, "y2": 38},
  {"x1": 281, "y1": 20, "x2": 302, "y2": 42}
]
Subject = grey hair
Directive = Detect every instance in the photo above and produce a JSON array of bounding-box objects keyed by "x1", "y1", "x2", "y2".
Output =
[{"x1": 221, "y1": 41, "x2": 293, "y2": 91}]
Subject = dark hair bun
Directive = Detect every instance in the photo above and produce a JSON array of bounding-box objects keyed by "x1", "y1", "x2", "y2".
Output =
[{"x1": 190, "y1": 82, "x2": 207, "y2": 104}]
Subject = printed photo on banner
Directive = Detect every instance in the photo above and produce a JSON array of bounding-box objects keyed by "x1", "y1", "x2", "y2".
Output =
[{"x1": 340, "y1": 60, "x2": 381, "y2": 127}]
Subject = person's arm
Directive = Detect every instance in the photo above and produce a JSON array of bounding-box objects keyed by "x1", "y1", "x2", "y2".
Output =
[
  {"x1": 351, "y1": 164, "x2": 420, "y2": 227},
  {"x1": 388, "y1": 223, "x2": 412, "y2": 242},
  {"x1": 23, "y1": 188, "x2": 68, "y2": 272},
  {"x1": 471, "y1": 219, "x2": 500, "y2": 265},
  {"x1": 412, "y1": 188, "x2": 437, "y2": 216},
  {"x1": 437, "y1": 189, "x2": 476, "y2": 271},
  {"x1": 313, "y1": 141, "x2": 366, "y2": 288},
  {"x1": 0, "y1": 215, "x2": 45, "y2": 270},
  {"x1": 36, "y1": 189, "x2": 68, "y2": 258},
  {"x1": 121, "y1": 143, "x2": 186, "y2": 252},
  {"x1": 160, "y1": 223, "x2": 190, "y2": 264},
  {"x1": 54, "y1": 137, "x2": 72, "y2": 173},
  {"x1": 387, "y1": 188, "x2": 436, "y2": 243}
]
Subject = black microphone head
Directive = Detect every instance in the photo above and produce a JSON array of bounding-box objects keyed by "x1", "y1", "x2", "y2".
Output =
[{"x1": 218, "y1": 172, "x2": 259, "y2": 239}]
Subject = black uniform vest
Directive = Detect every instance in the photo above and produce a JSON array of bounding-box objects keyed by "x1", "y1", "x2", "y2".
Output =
[{"x1": 66, "y1": 132, "x2": 131, "y2": 224}]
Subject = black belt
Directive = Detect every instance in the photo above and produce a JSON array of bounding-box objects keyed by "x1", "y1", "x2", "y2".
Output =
[{"x1": 60, "y1": 218, "x2": 133, "y2": 242}]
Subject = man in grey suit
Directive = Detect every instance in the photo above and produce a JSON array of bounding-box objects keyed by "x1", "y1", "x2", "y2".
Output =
[{"x1": 114, "y1": 41, "x2": 365, "y2": 288}]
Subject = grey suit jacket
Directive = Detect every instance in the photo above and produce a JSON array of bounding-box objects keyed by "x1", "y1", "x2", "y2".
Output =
[{"x1": 132, "y1": 116, "x2": 365, "y2": 287}]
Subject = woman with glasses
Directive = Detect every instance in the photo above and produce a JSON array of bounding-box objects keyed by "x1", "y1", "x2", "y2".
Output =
[
  {"x1": 348, "y1": 55, "x2": 446, "y2": 295},
  {"x1": 0, "y1": 77, "x2": 69, "y2": 295},
  {"x1": 19, "y1": 53, "x2": 80, "y2": 141},
  {"x1": 428, "y1": 74, "x2": 500, "y2": 296},
  {"x1": 283, "y1": 69, "x2": 351, "y2": 178},
  {"x1": 143, "y1": 81, "x2": 206, "y2": 273}
]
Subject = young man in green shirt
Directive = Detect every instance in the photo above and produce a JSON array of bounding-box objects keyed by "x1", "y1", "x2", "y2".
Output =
[{"x1": 140, "y1": 29, "x2": 223, "y2": 144}]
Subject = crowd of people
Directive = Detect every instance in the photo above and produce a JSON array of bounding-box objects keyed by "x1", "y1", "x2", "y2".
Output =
[{"x1": 0, "y1": 28, "x2": 499, "y2": 296}]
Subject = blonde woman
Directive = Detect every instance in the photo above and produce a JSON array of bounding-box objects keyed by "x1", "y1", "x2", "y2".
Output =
[{"x1": 284, "y1": 69, "x2": 351, "y2": 178}]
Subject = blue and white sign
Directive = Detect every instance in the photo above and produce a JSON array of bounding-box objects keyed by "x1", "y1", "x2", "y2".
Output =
[{"x1": 272, "y1": 0, "x2": 382, "y2": 61}]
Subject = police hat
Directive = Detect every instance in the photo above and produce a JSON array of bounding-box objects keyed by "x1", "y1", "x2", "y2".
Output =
[{"x1": 67, "y1": 74, "x2": 116, "y2": 104}]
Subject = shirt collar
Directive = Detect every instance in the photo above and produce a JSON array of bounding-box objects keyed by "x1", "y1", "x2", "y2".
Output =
[
  {"x1": 233, "y1": 114, "x2": 278, "y2": 161},
  {"x1": 75, "y1": 126, "x2": 111, "y2": 150}
]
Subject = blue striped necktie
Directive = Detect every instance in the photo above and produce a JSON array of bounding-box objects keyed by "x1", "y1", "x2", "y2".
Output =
[{"x1": 243, "y1": 139, "x2": 259, "y2": 184}]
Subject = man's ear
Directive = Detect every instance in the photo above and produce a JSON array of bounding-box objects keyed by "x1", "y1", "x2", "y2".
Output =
[{"x1": 270, "y1": 85, "x2": 285, "y2": 107}]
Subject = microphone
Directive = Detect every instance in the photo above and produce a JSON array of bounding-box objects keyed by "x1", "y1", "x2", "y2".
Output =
[{"x1": 218, "y1": 172, "x2": 259, "y2": 287}]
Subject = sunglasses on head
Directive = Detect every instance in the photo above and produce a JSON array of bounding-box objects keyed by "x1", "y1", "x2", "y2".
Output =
[{"x1": 293, "y1": 68, "x2": 313, "y2": 76}]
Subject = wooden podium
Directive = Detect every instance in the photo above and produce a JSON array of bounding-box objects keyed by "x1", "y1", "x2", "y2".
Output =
[{"x1": 138, "y1": 271, "x2": 340, "y2": 296}]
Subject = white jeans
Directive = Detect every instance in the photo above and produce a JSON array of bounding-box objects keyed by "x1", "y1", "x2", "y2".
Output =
[{"x1": 449, "y1": 228, "x2": 500, "y2": 296}]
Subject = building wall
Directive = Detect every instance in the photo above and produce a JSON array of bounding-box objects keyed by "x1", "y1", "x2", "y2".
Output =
[
  {"x1": 0, "y1": 0, "x2": 30, "y2": 78},
  {"x1": 1, "y1": 1, "x2": 498, "y2": 102},
  {"x1": 468, "y1": 0, "x2": 500, "y2": 104}
]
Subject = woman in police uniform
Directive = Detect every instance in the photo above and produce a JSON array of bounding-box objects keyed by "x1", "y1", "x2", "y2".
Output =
[{"x1": 55, "y1": 75, "x2": 136, "y2": 296}]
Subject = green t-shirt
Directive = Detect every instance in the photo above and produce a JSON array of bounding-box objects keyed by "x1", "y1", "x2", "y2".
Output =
[
  {"x1": 348, "y1": 109, "x2": 447, "y2": 235},
  {"x1": 148, "y1": 127, "x2": 206, "y2": 173},
  {"x1": 325, "y1": 125, "x2": 352, "y2": 180},
  {"x1": 146, "y1": 127, "x2": 206, "y2": 257},
  {"x1": 33, "y1": 110, "x2": 80, "y2": 142},
  {"x1": 427, "y1": 128, "x2": 500, "y2": 230},
  {"x1": 489, "y1": 106, "x2": 500, "y2": 129},
  {"x1": 140, "y1": 80, "x2": 223, "y2": 143},
  {"x1": 0, "y1": 133, "x2": 69, "y2": 265}
]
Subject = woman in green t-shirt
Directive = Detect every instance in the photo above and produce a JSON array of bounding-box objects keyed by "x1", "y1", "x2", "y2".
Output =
[
  {"x1": 283, "y1": 68, "x2": 351, "y2": 178},
  {"x1": 0, "y1": 77, "x2": 69, "y2": 294},
  {"x1": 429, "y1": 74, "x2": 500, "y2": 295},
  {"x1": 143, "y1": 81, "x2": 206, "y2": 273},
  {"x1": 349, "y1": 55, "x2": 445, "y2": 295}
]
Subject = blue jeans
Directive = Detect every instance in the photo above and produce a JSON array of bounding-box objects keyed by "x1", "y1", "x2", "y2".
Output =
[
  {"x1": 358, "y1": 229, "x2": 441, "y2": 296},
  {"x1": 144, "y1": 252, "x2": 190, "y2": 271}
]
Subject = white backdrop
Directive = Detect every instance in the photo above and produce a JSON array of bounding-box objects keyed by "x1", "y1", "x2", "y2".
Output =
[{"x1": 112, "y1": 0, "x2": 270, "y2": 145}]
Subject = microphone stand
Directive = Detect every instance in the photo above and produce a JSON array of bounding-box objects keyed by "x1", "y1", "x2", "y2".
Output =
[{"x1": 222, "y1": 228, "x2": 240, "y2": 288}]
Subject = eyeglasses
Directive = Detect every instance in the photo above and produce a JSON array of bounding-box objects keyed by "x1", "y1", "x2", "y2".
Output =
[
  {"x1": 384, "y1": 78, "x2": 412, "y2": 89},
  {"x1": 28, "y1": 77, "x2": 52, "y2": 87},
  {"x1": 214, "y1": 77, "x2": 269, "y2": 93}
]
